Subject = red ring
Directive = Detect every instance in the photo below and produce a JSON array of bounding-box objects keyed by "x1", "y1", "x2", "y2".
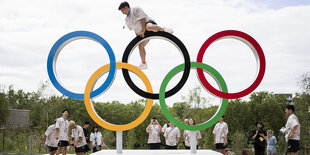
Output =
[{"x1": 196, "y1": 30, "x2": 266, "y2": 99}]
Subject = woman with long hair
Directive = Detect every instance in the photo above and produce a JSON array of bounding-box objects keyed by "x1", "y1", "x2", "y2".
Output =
[{"x1": 89, "y1": 126, "x2": 105, "y2": 153}]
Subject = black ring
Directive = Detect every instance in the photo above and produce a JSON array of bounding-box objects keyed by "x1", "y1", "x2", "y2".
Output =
[{"x1": 122, "y1": 31, "x2": 191, "y2": 99}]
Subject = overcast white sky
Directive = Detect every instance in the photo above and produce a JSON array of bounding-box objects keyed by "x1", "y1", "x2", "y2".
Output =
[{"x1": 1, "y1": 0, "x2": 310, "y2": 106}]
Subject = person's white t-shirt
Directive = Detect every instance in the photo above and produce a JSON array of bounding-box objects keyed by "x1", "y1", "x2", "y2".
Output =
[
  {"x1": 45, "y1": 124, "x2": 57, "y2": 147},
  {"x1": 285, "y1": 114, "x2": 300, "y2": 141},
  {"x1": 71, "y1": 125, "x2": 87, "y2": 148},
  {"x1": 164, "y1": 127, "x2": 180, "y2": 146},
  {"x1": 55, "y1": 117, "x2": 69, "y2": 141},
  {"x1": 90, "y1": 132, "x2": 103, "y2": 146},
  {"x1": 146, "y1": 125, "x2": 161, "y2": 144},
  {"x1": 184, "y1": 130, "x2": 201, "y2": 147},
  {"x1": 125, "y1": 7, "x2": 153, "y2": 34},
  {"x1": 212, "y1": 122, "x2": 228, "y2": 144}
]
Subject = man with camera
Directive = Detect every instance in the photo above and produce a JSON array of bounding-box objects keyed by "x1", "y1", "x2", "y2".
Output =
[
  {"x1": 251, "y1": 121, "x2": 267, "y2": 155},
  {"x1": 146, "y1": 117, "x2": 162, "y2": 149}
]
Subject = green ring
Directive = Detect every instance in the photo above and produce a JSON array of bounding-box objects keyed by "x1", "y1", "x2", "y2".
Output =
[{"x1": 159, "y1": 62, "x2": 228, "y2": 131}]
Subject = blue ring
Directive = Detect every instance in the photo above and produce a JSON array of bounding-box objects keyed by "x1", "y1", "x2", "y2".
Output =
[{"x1": 47, "y1": 31, "x2": 116, "y2": 99}]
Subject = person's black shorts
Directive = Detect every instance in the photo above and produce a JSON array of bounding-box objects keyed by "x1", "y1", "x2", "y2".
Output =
[
  {"x1": 148, "y1": 143, "x2": 161, "y2": 149},
  {"x1": 75, "y1": 145, "x2": 88, "y2": 153},
  {"x1": 165, "y1": 145, "x2": 177, "y2": 149},
  {"x1": 287, "y1": 139, "x2": 299, "y2": 153},
  {"x1": 58, "y1": 140, "x2": 69, "y2": 147},
  {"x1": 185, "y1": 145, "x2": 199, "y2": 149},
  {"x1": 146, "y1": 20, "x2": 157, "y2": 25},
  {"x1": 93, "y1": 145, "x2": 102, "y2": 153},
  {"x1": 215, "y1": 143, "x2": 226, "y2": 149},
  {"x1": 48, "y1": 146, "x2": 58, "y2": 152}
]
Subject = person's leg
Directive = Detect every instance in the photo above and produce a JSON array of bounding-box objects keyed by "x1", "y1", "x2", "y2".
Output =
[
  {"x1": 138, "y1": 40, "x2": 149, "y2": 63},
  {"x1": 146, "y1": 23, "x2": 164, "y2": 32},
  {"x1": 220, "y1": 149, "x2": 225, "y2": 154},
  {"x1": 56, "y1": 147, "x2": 62, "y2": 155},
  {"x1": 50, "y1": 147, "x2": 57, "y2": 155},
  {"x1": 62, "y1": 146, "x2": 67, "y2": 155}
]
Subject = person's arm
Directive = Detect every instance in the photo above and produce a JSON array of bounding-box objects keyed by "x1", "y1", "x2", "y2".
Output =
[
  {"x1": 74, "y1": 136, "x2": 82, "y2": 147},
  {"x1": 42, "y1": 135, "x2": 47, "y2": 144},
  {"x1": 274, "y1": 136, "x2": 277, "y2": 144},
  {"x1": 260, "y1": 131, "x2": 267, "y2": 140},
  {"x1": 289, "y1": 125, "x2": 298, "y2": 138},
  {"x1": 252, "y1": 130, "x2": 258, "y2": 139},
  {"x1": 84, "y1": 129, "x2": 89, "y2": 141},
  {"x1": 100, "y1": 132, "x2": 105, "y2": 146},
  {"x1": 224, "y1": 124, "x2": 228, "y2": 146},
  {"x1": 68, "y1": 131, "x2": 71, "y2": 145},
  {"x1": 101, "y1": 135, "x2": 105, "y2": 146},
  {"x1": 176, "y1": 129, "x2": 180, "y2": 144},
  {"x1": 146, "y1": 120, "x2": 153, "y2": 132},
  {"x1": 139, "y1": 18, "x2": 146, "y2": 38},
  {"x1": 55, "y1": 128, "x2": 59, "y2": 140},
  {"x1": 156, "y1": 120, "x2": 162, "y2": 132},
  {"x1": 224, "y1": 134, "x2": 228, "y2": 146},
  {"x1": 214, "y1": 134, "x2": 216, "y2": 145}
]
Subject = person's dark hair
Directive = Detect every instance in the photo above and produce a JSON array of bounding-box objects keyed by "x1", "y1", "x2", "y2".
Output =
[
  {"x1": 255, "y1": 121, "x2": 264, "y2": 128},
  {"x1": 222, "y1": 115, "x2": 224, "y2": 118},
  {"x1": 62, "y1": 109, "x2": 68, "y2": 113},
  {"x1": 92, "y1": 126, "x2": 99, "y2": 133},
  {"x1": 286, "y1": 105, "x2": 295, "y2": 112},
  {"x1": 118, "y1": 2, "x2": 130, "y2": 10},
  {"x1": 84, "y1": 121, "x2": 90, "y2": 125}
]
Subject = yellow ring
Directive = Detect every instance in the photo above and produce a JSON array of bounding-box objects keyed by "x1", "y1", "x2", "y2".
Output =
[{"x1": 84, "y1": 62, "x2": 153, "y2": 131}]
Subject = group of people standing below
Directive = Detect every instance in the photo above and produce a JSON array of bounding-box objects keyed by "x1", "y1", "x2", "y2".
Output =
[
  {"x1": 145, "y1": 116, "x2": 228, "y2": 154},
  {"x1": 42, "y1": 109, "x2": 105, "y2": 155},
  {"x1": 42, "y1": 105, "x2": 300, "y2": 155}
]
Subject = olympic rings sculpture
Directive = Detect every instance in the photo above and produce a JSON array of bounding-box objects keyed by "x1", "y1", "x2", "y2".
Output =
[{"x1": 47, "y1": 30, "x2": 265, "y2": 131}]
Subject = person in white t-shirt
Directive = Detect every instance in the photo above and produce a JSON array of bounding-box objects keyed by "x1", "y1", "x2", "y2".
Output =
[
  {"x1": 69, "y1": 121, "x2": 88, "y2": 155},
  {"x1": 43, "y1": 122, "x2": 57, "y2": 155},
  {"x1": 281, "y1": 105, "x2": 300, "y2": 155},
  {"x1": 164, "y1": 122, "x2": 180, "y2": 149},
  {"x1": 90, "y1": 126, "x2": 105, "y2": 153},
  {"x1": 146, "y1": 117, "x2": 162, "y2": 149},
  {"x1": 212, "y1": 115, "x2": 228, "y2": 154},
  {"x1": 55, "y1": 109, "x2": 70, "y2": 155},
  {"x1": 118, "y1": 1, "x2": 173, "y2": 70},
  {"x1": 184, "y1": 118, "x2": 201, "y2": 149}
]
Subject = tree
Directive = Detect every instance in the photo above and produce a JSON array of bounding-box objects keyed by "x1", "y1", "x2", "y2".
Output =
[
  {"x1": 298, "y1": 72, "x2": 310, "y2": 93},
  {"x1": 0, "y1": 92, "x2": 10, "y2": 125},
  {"x1": 181, "y1": 85, "x2": 208, "y2": 108}
]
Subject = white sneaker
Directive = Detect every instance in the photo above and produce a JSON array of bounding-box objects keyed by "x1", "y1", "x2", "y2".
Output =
[
  {"x1": 137, "y1": 63, "x2": 148, "y2": 70},
  {"x1": 164, "y1": 27, "x2": 173, "y2": 34}
]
